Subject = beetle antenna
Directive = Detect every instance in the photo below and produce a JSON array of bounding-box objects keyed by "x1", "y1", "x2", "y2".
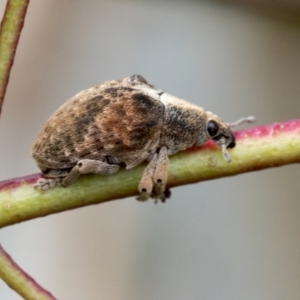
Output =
[
  {"x1": 221, "y1": 144, "x2": 231, "y2": 162},
  {"x1": 227, "y1": 116, "x2": 256, "y2": 128}
]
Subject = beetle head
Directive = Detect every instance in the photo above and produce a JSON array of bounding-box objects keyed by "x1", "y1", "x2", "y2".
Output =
[{"x1": 206, "y1": 114, "x2": 235, "y2": 162}]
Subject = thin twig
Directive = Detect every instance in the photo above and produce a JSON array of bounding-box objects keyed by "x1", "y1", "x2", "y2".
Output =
[
  {"x1": 0, "y1": 0, "x2": 29, "y2": 116},
  {"x1": 0, "y1": 244, "x2": 57, "y2": 300},
  {"x1": 0, "y1": 1, "x2": 55, "y2": 298}
]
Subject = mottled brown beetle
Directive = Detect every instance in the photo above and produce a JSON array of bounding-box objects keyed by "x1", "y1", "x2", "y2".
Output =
[{"x1": 32, "y1": 75, "x2": 254, "y2": 202}]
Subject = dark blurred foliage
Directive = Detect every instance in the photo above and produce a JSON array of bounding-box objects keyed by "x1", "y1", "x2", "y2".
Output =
[{"x1": 221, "y1": 0, "x2": 300, "y2": 21}]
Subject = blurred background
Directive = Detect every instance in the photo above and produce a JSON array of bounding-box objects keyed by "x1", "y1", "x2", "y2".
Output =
[{"x1": 0, "y1": 1, "x2": 300, "y2": 299}]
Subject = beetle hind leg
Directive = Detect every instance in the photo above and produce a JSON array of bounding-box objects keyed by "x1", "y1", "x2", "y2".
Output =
[
  {"x1": 34, "y1": 167, "x2": 71, "y2": 191},
  {"x1": 34, "y1": 177, "x2": 63, "y2": 191}
]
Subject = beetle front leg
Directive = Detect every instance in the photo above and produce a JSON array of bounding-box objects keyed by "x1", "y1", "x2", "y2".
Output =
[{"x1": 34, "y1": 177, "x2": 63, "y2": 191}]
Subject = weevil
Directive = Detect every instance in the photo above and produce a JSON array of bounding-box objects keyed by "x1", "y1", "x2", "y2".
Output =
[{"x1": 32, "y1": 75, "x2": 254, "y2": 202}]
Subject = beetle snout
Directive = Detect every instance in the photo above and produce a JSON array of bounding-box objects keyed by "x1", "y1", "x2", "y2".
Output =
[{"x1": 227, "y1": 132, "x2": 236, "y2": 149}]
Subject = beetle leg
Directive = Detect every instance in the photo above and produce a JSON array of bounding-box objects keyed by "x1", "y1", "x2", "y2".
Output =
[
  {"x1": 137, "y1": 153, "x2": 157, "y2": 201},
  {"x1": 34, "y1": 177, "x2": 63, "y2": 191},
  {"x1": 137, "y1": 146, "x2": 170, "y2": 203},
  {"x1": 62, "y1": 159, "x2": 120, "y2": 187},
  {"x1": 152, "y1": 146, "x2": 169, "y2": 203}
]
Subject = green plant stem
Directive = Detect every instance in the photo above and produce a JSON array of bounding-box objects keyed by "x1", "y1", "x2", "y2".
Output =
[
  {"x1": 0, "y1": 244, "x2": 57, "y2": 300},
  {"x1": 0, "y1": 120, "x2": 299, "y2": 229},
  {"x1": 0, "y1": 0, "x2": 29, "y2": 116}
]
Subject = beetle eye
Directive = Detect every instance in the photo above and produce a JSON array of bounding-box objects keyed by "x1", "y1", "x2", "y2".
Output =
[{"x1": 207, "y1": 120, "x2": 219, "y2": 137}]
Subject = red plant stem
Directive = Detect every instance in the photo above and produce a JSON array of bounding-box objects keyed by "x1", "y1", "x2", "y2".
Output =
[
  {"x1": 0, "y1": 244, "x2": 57, "y2": 300},
  {"x1": 0, "y1": 0, "x2": 30, "y2": 116}
]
